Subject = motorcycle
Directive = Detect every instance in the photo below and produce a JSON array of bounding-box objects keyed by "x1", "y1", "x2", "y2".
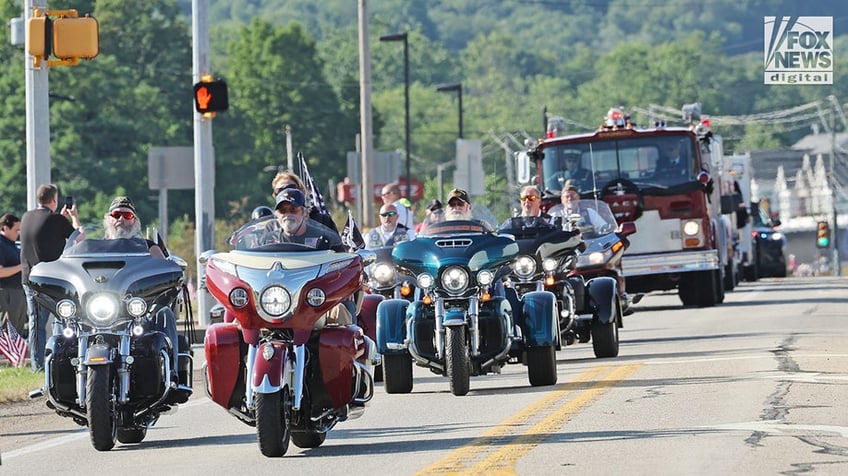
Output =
[
  {"x1": 28, "y1": 225, "x2": 193, "y2": 451},
  {"x1": 562, "y1": 199, "x2": 636, "y2": 357},
  {"x1": 202, "y1": 216, "x2": 378, "y2": 457},
  {"x1": 376, "y1": 219, "x2": 559, "y2": 396}
]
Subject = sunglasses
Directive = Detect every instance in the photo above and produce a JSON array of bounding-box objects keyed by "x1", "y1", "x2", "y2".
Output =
[
  {"x1": 520, "y1": 195, "x2": 538, "y2": 202},
  {"x1": 379, "y1": 211, "x2": 398, "y2": 217},
  {"x1": 110, "y1": 210, "x2": 135, "y2": 220}
]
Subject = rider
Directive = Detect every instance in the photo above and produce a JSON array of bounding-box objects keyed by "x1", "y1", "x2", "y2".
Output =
[
  {"x1": 556, "y1": 182, "x2": 614, "y2": 232},
  {"x1": 271, "y1": 170, "x2": 339, "y2": 234},
  {"x1": 274, "y1": 189, "x2": 358, "y2": 324},
  {"x1": 365, "y1": 203, "x2": 415, "y2": 249},
  {"x1": 498, "y1": 185, "x2": 553, "y2": 230},
  {"x1": 103, "y1": 196, "x2": 182, "y2": 389}
]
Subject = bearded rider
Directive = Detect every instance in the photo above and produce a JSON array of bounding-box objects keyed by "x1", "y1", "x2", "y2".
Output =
[{"x1": 274, "y1": 189, "x2": 344, "y2": 252}]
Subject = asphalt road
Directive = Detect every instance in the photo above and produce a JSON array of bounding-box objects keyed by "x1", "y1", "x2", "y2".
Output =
[{"x1": 2, "y1": 276, "x2": 847, "y2": 475}]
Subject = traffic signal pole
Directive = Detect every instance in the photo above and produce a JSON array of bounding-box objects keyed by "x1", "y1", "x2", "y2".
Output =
[
  {"x1": 25, "y1": 0, "x2": 51, "y2": 209},
  {"x1": 193, "y1": 0, "x2": 215, "y2": 326}
]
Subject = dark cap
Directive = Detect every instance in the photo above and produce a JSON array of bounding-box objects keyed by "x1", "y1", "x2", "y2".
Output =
[
  {"x1": 109, "y1": 196, "x2": 136, "y2": 213},
  {"x1": 447, "y1": 188, "x2": 470, "y2": 204},
  {"x1": 275, "y1": 188, "x2": 306, "y2": 210},
  {"x1": 427, "y1": 199, "x2": 443, "y2": 211}
]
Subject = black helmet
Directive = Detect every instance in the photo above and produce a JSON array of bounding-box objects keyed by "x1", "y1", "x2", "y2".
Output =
[{"x1": 251, "y1": 206, "x2": 273, "y2": 220}]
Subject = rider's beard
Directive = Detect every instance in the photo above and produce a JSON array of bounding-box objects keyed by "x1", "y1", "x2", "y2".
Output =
[
  {"x1": 104, "y1": 218, "x2": 141, "y2": 239},
  {"x1": 281, "y1": 214, "x2": 304, "y2": 235},
  {"x1": 445, "y1": 207, "x2": 471, "y2": 221}
]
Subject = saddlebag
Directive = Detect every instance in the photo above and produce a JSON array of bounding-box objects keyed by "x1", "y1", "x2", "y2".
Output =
[
  {"x1": 204, "y1": 322, "x2": 245, "y2": 409},
  {"x1": 129, "y1": 332, "x2": 168, "y2": 400},
  {"x1": 318, "y1": 326, "x2": 365, "y2": 408}
]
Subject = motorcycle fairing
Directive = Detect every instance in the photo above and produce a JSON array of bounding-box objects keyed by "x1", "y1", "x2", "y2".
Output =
[
  {"x1": 358, "y1": 294, "x2": 383, "y2": 345},
  {"x1": 252, "y1": 341, "x2": 286, "y2": 392},
  {"x1": 586, "y1": 277, "x2": 618, "y2": 325},
  {"x1": 204, "y1": 322, "x2": 243, "y2": 408},
  {"x1": 518, "y1": 291, "x2": 558, "y2": 347},
  {"x1": 375, "y1": 299, "x2": 410, "y2": 354},
  {"x1": 206, "y1": 251, "x2": 362, "y2": 331}
]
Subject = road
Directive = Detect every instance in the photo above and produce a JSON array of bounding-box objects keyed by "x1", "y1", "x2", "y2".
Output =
[{"x1": 2, "y1": 276, "x2": 847, "y2": 475}]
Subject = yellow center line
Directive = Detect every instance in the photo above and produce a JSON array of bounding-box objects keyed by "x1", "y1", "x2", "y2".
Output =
[
  {"x1": 414, "y1": 364, "x2": 620, "y2": 476},
  {"x1": 468, "y1": 363, "x2": 643, "y2": 475}
]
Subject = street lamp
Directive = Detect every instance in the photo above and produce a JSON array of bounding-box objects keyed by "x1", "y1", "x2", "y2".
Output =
[
  {"x1": 436, "y1": 83, "x2": 463, "y2": 139},
  {"x1": 380, "y1": 32, "x2": 411, "y2": 198}
]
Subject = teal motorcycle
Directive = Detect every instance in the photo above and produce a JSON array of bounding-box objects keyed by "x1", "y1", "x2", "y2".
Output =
[{"x1": 376, "y1": 219, "x2": 559, "y2": 396}]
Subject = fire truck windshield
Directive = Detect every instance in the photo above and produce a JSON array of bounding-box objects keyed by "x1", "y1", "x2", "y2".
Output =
[{"x1": 541, "y1": 134, "x2": 698, "y2": 193}]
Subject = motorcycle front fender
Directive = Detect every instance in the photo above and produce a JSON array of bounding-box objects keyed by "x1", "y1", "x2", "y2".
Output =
[
  {"x1": 83, "y1": 342, "x2": 113, "y2": 366},
  {"x1": 442, "y1": 307, "x2": 467, "y2": 327},
  {"x1": 359, "y1": 293, "x2": 383, "y2": 344},
  {"x1": 252, "y1": 341, "x2": 287, "y2": 393},
  {"x1": 376, "y1": 298, "x2": 410, "y2": 354},
  {"x1": 520, "y1": 290, "x2": 558, "y2": 346},
  {"x1": 586, "y1": 276, "x2": 618, "y2": 325}
]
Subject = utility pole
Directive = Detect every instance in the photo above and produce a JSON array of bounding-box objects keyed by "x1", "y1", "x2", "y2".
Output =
[
  {"x1": 193, "y1": 0, "x2": 215, "y2": 325},
  {"x1": 25, "y1": 0, "x2": 51, "y2": 209},
  {"x1": 829, "y1": 96, "x2": 840, "y2": 275},
  {"x1": 358, "y1": 0, "x2": 375, "y2": 228}
]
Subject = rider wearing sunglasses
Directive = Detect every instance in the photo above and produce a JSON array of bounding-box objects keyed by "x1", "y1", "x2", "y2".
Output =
[
  {"x1": 104, "y1": 196, "x2": 166, "y2": 259},
  {"x1": 498, "y1": 185, "x2": 553, "y2": 229},
  {"x1": 364, "y1": 203, "x2": 414, "y2": 250}
]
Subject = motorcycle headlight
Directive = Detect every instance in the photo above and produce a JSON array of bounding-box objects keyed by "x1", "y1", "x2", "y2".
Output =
[
  {"x1": 126, "y1": 297, "x2": 147, "y2": 318},
  {"x1": 372, "y1": 263, "x2": 395, "y2": 285},
  {"x1": 771, "y1": 232, "x2": 784, "y2": 241},
  {"x1": 441, "y1": 266, "x2": 469, "y2": 294},
  {"x1": 513, "y1": 255, "x2": 536, "y2": 279},
  {"x1": 87, "y1": 294, "x2": 119, "y2": 326},
  {"x1": 260, "y1": 285, "x2": 291, "y2": 316},
  {"x1": 230, "y1": 288, "x2": 249, "y2": 308},
  {"x1": 306, "y1": 288, "x2": 325, "y2": 307},
  {"x1": 682, "y1": 220, "x2": 700, "y2": 236},
  {"x1": 477, "y1": 270, "x2": 494, "y2": 286},
  {"x1": 577, "y1": 250, "x2": 611, "y2": 268},
  {"x1": 56, "y1": 299, "x2": 76, "y2": 319},
  {"x1": 542, "y1": 258, "x2": 559, "y2": 272},
  {"x1": 417, "y1": 273, "x2": 435, "y2": 289}
]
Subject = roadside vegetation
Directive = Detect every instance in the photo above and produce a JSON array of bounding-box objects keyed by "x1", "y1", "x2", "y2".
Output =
[{"x1": 0, "y1": 366, "x2": 43, "y2": 403}]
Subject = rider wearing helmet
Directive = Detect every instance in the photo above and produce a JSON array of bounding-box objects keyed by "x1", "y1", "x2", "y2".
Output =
[{"x1": 251, "y1": 206, "x2": 273, "y2": 220}]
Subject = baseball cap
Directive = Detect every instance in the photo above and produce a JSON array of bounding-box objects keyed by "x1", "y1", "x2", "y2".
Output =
[
  {"x1": 275, "y1": 188, "x2": 306, "y2": 210},
  {"x1": 109, "y1": 196, "x2": 136, "y2": 213},
  {"x1": 447, "y1": 188, "x2": 470, "y2": 204}
]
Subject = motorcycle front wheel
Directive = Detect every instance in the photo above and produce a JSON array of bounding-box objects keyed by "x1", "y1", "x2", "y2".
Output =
[
  {"x1": 255, "y1": 388, "x2": 292, "y2": 457},
  {"x1": 445, "y1": 326, "x2": 470, "y2": 396},
  {"x1": 87, "y1": 366, "x2": 117, "y2": 451},
  {"x1": 292, "y1": 431, "x2": 327, "y2": 449}
]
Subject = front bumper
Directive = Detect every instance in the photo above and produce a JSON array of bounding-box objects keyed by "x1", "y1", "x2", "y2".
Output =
[{"x1": 622, "y1": 249, "x2": 719, "y2": 277}]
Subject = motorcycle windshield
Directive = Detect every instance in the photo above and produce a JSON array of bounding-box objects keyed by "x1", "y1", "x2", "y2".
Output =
[
  {"x1": 228, "y1": 217, "x2": 339, "y2": 252},
  {"x1": 63, "y1": 237, "x2": 151, "y2": 256},
  {"x1": 551, "y1": 199, "x2": 619, "y2": 240},
  {"x1": 393, "y1": 220, "x2": 518, "y2": 276},
  {"x1": 498, "y1": 217, "x2": 582, "y2": 259}
]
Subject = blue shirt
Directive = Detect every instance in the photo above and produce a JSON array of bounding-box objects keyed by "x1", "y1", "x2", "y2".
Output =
[{"x1": 0, "y1": 233, "x2": 22, "y2": 289}]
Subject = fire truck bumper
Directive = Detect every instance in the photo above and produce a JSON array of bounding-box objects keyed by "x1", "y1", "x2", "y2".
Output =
[{"x1": 622, "y1": 250, "x2": 719, "y2": 277}]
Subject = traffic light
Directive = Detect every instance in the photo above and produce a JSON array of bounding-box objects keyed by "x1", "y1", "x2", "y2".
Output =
[
  {"x1": 816, "y1": 221, "x2": 830, "y2": 248},
  {"x1": 193, "y1": 79, "x2": 228, "y2": 115},
  {"x1": 51, "y1": 16, "x2": 99, "y2": 60}
]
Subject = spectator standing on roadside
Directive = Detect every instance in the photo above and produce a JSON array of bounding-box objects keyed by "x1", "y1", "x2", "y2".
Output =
[
  {"x1": 20, "y1": 184, "x2": 81, "y2": 372},
  {"x1": 0, "y1": 213, "x2": 27, "y2": 339}
]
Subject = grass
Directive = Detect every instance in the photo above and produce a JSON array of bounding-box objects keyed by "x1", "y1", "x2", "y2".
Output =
[{"x1": 0, "y1": 365, "x2": 44, "y2": 403}]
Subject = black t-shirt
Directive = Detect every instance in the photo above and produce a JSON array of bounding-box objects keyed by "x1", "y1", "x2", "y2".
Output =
[{"x1": 20, "y1": 208, "x2": 75, "y2": 283}]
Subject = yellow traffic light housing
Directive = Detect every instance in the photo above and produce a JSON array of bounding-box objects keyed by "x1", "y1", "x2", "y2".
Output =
[
  {"x1": 26, "y1": 8, "x2": 99, "y2": 68},
  {"x1": 52, "y1": 16, "x2": 99, "y2": 60},
  {"x1": 816, "y1": 221, "x2": 830, "y2": 248},
  {"x1": 193, "y1": 78, "x2": 229, "y2": 117}
]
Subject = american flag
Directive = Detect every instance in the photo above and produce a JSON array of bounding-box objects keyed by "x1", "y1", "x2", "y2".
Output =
[
  {"x1": 0, "y1": 320, "x2": 28, "y2": 367},
  {"x1": 341, "y1": 210, "x2": 365, "y2": 252},
  {"x1": 299, "y1": 154, "x2": 330, "y2": 216}
]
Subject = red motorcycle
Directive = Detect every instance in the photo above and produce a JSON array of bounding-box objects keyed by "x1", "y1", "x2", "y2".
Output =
[{"x1": 202, "y1": 217, "x2": 378, "y2": 457}]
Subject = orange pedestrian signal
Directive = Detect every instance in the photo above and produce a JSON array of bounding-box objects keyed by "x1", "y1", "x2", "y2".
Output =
[{"x1": 193, "y1": 79, "x2": 228, "y2": 114}]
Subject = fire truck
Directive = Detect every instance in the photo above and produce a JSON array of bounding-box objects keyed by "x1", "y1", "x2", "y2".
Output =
[{"x1": 519, "y1": 106, "x2": 729, "y2": 307}]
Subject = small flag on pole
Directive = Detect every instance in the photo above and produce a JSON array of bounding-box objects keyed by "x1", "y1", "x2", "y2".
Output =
[
  {"x1": 0, "y1": 320, "x2": 29, "y2": 367},
  {"x1": 299, "y1": 154, "x2": 330, "y2": 216},
  {"x1": 341, "y1": 210, "x2": 365, "y2": 252}
]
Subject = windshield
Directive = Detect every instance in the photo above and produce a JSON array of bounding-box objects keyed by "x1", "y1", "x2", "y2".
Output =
[
  {"x1": 550, "y1": 199, "x2": 618, "y2": 239},
  {"x1": 228, "y1": 217, "x2": 339, "y2": 252},
  {"x1": 540, "y1": 133, "x2": 698, "y2": 193},
  {"x1": 63, "y1": 224, "x2": 151, "y2": 256}
]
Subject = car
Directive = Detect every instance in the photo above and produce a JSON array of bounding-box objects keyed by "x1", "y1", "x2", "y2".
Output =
[{"x1": 751, "y1": 202, "x2": 787, "y2": 278}]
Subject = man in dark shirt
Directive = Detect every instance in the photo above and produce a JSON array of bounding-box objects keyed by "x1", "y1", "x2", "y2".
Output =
[
  {"x1": 20, "y1": 184, "x2": 81, "y2": 372},
  {"x1": 0, "y1": 214, "x2": 27, "y2": 339}
]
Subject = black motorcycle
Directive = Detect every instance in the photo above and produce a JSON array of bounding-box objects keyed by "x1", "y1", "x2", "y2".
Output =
[{"x1": 28, "y1": 226, "x2": 193, "y2": 451}]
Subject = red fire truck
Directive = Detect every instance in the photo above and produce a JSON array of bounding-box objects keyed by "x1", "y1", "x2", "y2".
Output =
[{"x1": 520, "y1": 106, "x2": 728, "y2": 307}]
